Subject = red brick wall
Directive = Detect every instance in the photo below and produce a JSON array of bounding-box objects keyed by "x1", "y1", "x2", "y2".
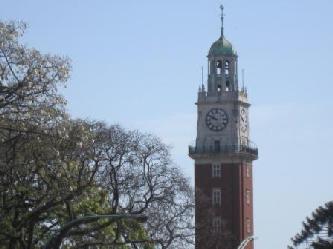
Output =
[{"x1": 195, "y1": 162, "x2": 254, "y2": 249}]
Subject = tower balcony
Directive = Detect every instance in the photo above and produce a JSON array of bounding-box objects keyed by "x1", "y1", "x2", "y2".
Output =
[{"x1": 189, "y1": 142, "x2": 258, "y2": 161}]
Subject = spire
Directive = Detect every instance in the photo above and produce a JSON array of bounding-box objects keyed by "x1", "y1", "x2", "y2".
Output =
[
  {"x1": 201, "y1": 66, "x2": 204, "y2": 85},
  {"x1": 220, "y1": 4, "x2": 224, "y2": 38}
]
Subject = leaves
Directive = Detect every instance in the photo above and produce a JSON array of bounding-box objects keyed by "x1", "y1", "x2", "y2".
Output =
[{"x1": 289, "y1": 201, "x2": 333, "y2": 249}]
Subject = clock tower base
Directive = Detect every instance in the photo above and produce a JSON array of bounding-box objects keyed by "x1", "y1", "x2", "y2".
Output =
[{"x1": 194, "y1": 161, "x2": 254, "y2": 249}]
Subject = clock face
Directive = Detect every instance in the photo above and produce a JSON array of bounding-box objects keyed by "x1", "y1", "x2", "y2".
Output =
[
  {"x1": 240, "y1": 107, "x2": 248, "y2": 133},
  {"x1": 205, "y1": 108, "x2": 228, "y2": 131}
]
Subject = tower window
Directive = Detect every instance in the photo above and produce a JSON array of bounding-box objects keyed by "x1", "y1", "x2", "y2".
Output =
[
  {"x1": 224, "y1": 60, "x2": 230, "y2": 76},
  {"x1": 246, "y1": 218, "x2": 251, "y2": 234},
  {"x1": 217, "y1": 84, "x2": 222, "y2": 92},
  {"x1": 226, "y1": 80, "x2": 230, "y2": 91},
  {"x1": 212, "y1": 188, "x2": 221, "y2": 207},
  {"x1": 212, "y1": 216, "x2": 222, "y2": 233},
  {"x1": 214, "y1": 140, "x2": 221, "y2": 152},
  {"x1": 246, "y1": 164, "x2": 251, "y2": 178},
  {"x1": 212, "y1": 164, "x2": 222, "y2": 178},
  {"x1": 216, "y1": 60, "x2": 222, "y2": 75},
  {"x1": 246, "y1": 189, "x2": 251, "y2": 205}
]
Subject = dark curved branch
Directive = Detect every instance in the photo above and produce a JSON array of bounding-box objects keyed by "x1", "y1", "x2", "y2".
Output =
[{"x1": 44, "y1": 214, "x2": 147, "y2": 249}]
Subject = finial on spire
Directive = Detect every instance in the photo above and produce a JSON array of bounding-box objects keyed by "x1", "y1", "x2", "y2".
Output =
[
  {"x1": 201, "y1": 66, "x2": 204, "y2": 85},
  {"x1": 201, "y1": 66, "x2": 205, "y2": 91},
  {"x1": 220, "y1": 4, "x2": 224, "y2": 38},
  {"x1": 242, "y1": 68, "x2": 245, "y2": 90}
]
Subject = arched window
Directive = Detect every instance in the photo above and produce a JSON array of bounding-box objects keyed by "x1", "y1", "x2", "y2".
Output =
[
  {"x1": 224, "y1": 60, "x2": 230, "y2": 76},
  {"x1": 226, "y1": 80, "x2": 230, "y2": 91},
  {"x1": 216, "y1": 60, "x2": 222, "y2": 75}
]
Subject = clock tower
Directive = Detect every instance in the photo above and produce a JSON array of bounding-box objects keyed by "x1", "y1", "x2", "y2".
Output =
[{"x1": 189, "y1": 5, "x2": 258, "y2": 249}]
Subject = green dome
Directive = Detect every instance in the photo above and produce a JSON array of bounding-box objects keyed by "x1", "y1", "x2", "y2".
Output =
[{"x1": 208, "y1": 36, "x2": 236, "y2": 56}]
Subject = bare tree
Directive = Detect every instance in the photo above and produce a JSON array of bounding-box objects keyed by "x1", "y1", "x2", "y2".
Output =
[{"x1": 69, "y1": 124, "x2": 195, "y2": 249}]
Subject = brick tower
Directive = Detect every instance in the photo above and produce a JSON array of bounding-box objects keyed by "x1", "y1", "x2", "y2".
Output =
[{"x1": 189, "y1": 5, "x2": 258, "y2": 249}]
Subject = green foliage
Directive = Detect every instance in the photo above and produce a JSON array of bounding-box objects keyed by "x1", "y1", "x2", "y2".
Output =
[{"x1": 289, "y1": 201, "x2": 333, "y2": 249}]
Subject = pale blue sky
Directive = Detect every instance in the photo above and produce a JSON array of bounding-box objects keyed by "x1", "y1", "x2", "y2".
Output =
[{"x1": 2, "y1": 1, "x2": 333, "y2": 248}]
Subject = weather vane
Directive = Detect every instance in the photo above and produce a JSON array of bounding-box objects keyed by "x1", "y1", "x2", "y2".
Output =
[{"x1": 220, "y1": 4, "x2": 224, "y2": 37}]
